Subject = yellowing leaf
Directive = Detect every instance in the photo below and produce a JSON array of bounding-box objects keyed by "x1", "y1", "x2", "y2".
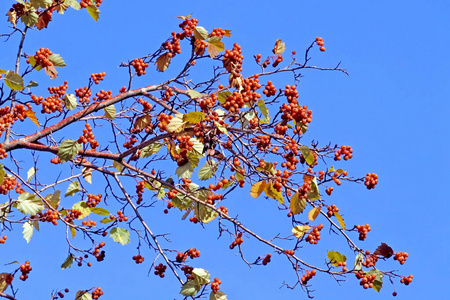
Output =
[
  {"x1": 65, "y1": 181, "x2": 81, "y2": 197},
  {"x1": 180, "y1": 280, "x2": 201, "y2": 297},
  {"x1": 207, "y1": 36, "x2": 225, "y2": 58},
  {"x1": 110, "y1": 227, "x2": 130, "y2": 245},
  {"x1": 290, "y1": 192, "x2": 306, "y2": 215},
  {"x1": 334, "y1": 211, "x2": 345, "y2": 229},
  {"x1": 272, "y1": 39, "x2": 286, "y2": 54},
  {"x1": 4, "y1": 71, "x2": 25, "y2": 90},
  {"x1": 210, "y1": 291, "x2": 228, "y2": 300},
  {"x1": 58, "y1": 139, "x2": 81, "y2": 163},
  {"x1": 156, "y1": 53, "x2": 171, "y2": 72},
  {"x1": 214, "y1": 121, "x2": 228, "y2": 135},
  {"x1": 48, "y1": 54, "x2": 66, "y2": 67},
  {"x1": 308, "y1": 206, "x2": 321, "y2": 221},
  {"x1": 176, "y1": 14, "x2": 192, "y2": 20},
  {"x1": 61, "y1": 254, "x2": 74, "y2": 269},
  {"x1": 22, "y1": 221, "x2": 33, "y2": 243},
  {"x1": 21, "y1": 9, "x2": 38, "y2": 27},
  {"x1": 72, "y1": 201, "x2": 90, "y2": 219},
  {"x1": 166, "y1": 114, "x2": 186, "y2": 133},
  {"x1": 250, "y1": 181, "x2": 268, "y2": 198},
  {"x1": 86, "y1": 4, "x2": 100, "y2": 21},
  {"x1": 134, "y1": 114, "x2": 151, "y2": 130},
  {"x1": 292, "y1": 225, "x2": 310, "y2": 239},
  {"x1": 183, "y1": 111, "x2": 205, "y2": 124},
  {"x1": 194, "y1": 26, "x2": 208, "y2": 40},
  {"x1": 82, "y1": 167, "x2": 92, "y2": 184},
  {"x1": 27, "y1": 167, "x2": 35, "y2": 182},
  {"x1": 264, "y1": 183, "x2": 284, "y2": 204},
  {"x1": 63, "y1": 94, "x2": 77, "y2": 110},
  {"x1": 23, "y1": 109, "x2": 39, "y2": 127},
  {"x1": 6, "y1": 9, "x2": 17, "y2": 27},
  {"x1": 327, "y1": 250, "x2": 347, "y2": 267},
  {"x1": 0, "y1": 273, "x2": 12, "y2": 293},
  {"x1": 192, "y1": 268, "x2": 211, "y2": 284},
  {"x1": 300, "y1": 146, "x2": 315, "y2": 166}
]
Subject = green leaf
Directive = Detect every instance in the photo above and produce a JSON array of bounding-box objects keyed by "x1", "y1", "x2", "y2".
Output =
[
  {"x1": 256, "y1": 99, "x2": 269, "y2": 120},
  {"x1": 157, "y1": 187, "x2": 166, "y2": 199},
  {"x1": 21, "y1": 9, "x2": 38, "y2": 27},
  {"x1": 198, "y1": 160, "x2": 218, "y2": 180},
  {"x1": 327, "y1": 251, "x2": 347, "y2": 267},
  {"x1": 334, "y1": 211, "x2": 345, "y2": 229},
  {"x1": 113, "y1": 160, "x2": 124, "y2": 171},
  {"x1": 48, "y1": 54, "x2": 66, "y2": 67},
  {"x1": 27, "y1": 56, "x2": 42, "y2": 71},
  {"x1": 180, "y1": 280, "x2": 201, "y2": 297},
  {"x1": 61, "y1": 254, "x2": 74, "y2": 270},
  {"x1": 176, "y1": 161, "x2": 194, "y2": 179},
  {"x1": 63, "y1": 94, "x2": 77, "y2": 110},
  {"x1": 307, "y1": 177, "x2": 320, "y2": 201},
  {"x1": 22, "y1": 221, "x2": 34, "y2": 243},
  {"x1": 210, "y1": 291, "x2": 228, "y2": 300},
  {"x1": 0, "y1": 164, "x2": 4, "y2": 185},
  {"x1": 194, "y1": 202, "x2": 218, "y2": 224},
  {"x1": 15, "y1": 193, "x2": 44, "y2": 215},
  {"x1": 166, "y1": 114, "x2": 186, "y2": 133},
  {"x1": 4, "y1": 71, "x2": 25, "y2": 90},
  {"x1": 110, "y1": 227, "x2": 130, "y2": 245},
  {"x1": 75, "y1": 290, "x2": 92, "y2": 300},
  {"x1": 72, "y1": 201, "x2": 91, "y2": 219},
  {"x1": 367, "y1": 269, "x2": 383, "y2": 292},
  {"x1": 300, "y1": 145, "x2": 315, "y2": 165},
  {"x1": 218, "y1": 91, "x2": 231, "y2": 104},
  {"x1": 183, "y1": 111, "x2": 205, "y2": 124},
  {"x1": 104, "y1": 105, "x2": 116, "y2": 119},
  {"x1": 194, "y1": 26, "x2": 209, "y2": 40},
  {"x1": 26, "y1": 167, "x2": 35, "y2": 182},
  {"x1": 26, "y1": 80, "x2": 39, "y2": 88},
  {"x1": 58, "y1": 139, "x2": 81, "y2": 163},
  {"x1": 100, "y1": 217, "x2": 114, "y2": 224},
  {"x1": 172, "y1": 193, "x2": 193, "y2": 211},
  {"x1": 44, "y1": 190, "x2": 61, "y2": 209},
  {"x1": 192, "y1": 268, "x2": 211, "y2": 285},
  {"x1": 290, "y1": 192, "x2": 306, "y2": 215},
  {"x1": 264, "y1": 183, "x2": 284, "y2": 204},
  {"x1": 207, "y1": 36, "x2": 225, "y2": 51},
  {"x1": 70, "y1": 225, "x2": 76, "y2": 239},
  {"x1": 140, "y1": 143, "x2": 163, "y2": 158},
  {"x1": 187, "y1": 90, "x2": 204, "y2": 100},
  {"x1": 354, "y1": 252, "x2": 364, "y2": 271},
  {"x1": 86, "y1": 4, "x2": 100, "y2": 21},
  {"x1": 214, "y1": 121, "x2": 228, "y2": 135},
  {"x1": 90, "y1": 207, "x2": 109, "y2": 215},
  {"x1": 65, "y1": 181, "x2": 81, "y2": 197}
]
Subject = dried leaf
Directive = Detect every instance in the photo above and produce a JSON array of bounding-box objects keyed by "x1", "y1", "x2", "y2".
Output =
[
  {"x1": 156, "y1": 53, "x2": 171, "y2": 72},
  {"x1": 44, "y1": 64, "x2": 58, "y2": 79},
  {"x1": 36, "y1": 11, "x2": 52, "y2": 30},
  {"x1": 25, "y1": 109, "x2": 39, "y2": 127},
  {"x1": 373, "y1": 243, "x2": 394, "y2": 258},
  {"x1": 6, "y1": 9, "x2": 17, "y2": 27},
  {"x1": 272, "y1": 39, "x2": 286, "y2": 54}
]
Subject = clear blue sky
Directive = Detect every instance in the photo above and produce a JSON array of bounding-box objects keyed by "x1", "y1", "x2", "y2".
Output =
[{"x1": 0, "y1": 0, "x2": 449, "y2": 299}]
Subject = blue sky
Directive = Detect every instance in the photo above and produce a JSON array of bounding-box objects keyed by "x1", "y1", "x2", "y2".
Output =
[{"x1": 0, "y1": 0, "x2": 449, "y2": 299}]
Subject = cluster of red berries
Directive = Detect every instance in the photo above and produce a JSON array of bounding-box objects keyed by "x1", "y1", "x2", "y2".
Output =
[
  {"x1": 272, "y1": 54, "x2": 283, "y2": 67},
  {"x1": 19, "y1": 261, "x2": 32, "y2": 281},
  {"x1": 176, "y1": 252, "x2": 188, "y2": 262},
  {"x1": 29, "y1": 48, "x2": 53, "y2": 68},
  {"x1": 393, "y1": 252, "x2": 409, "y2": 265},
  {"x1": 306, "y1": 224, "x2": 324, "y2": 244},
  {"x1": 223, "y1": 43, "x2": 243, "y2": 76},
  {"x1": 50, "y1": 156, "x2": 61, "y2": 164},
  {"x1": 91, "y1": 287, "x2": 103, "y2": 299},
  {"x1": 122, "y1": 136, "x2": 137, "y2": 149},
  {"x1": 181, "y1": 265, "x2": 194, "y2": 280},
  {"x1": 364, "y1": 173, "x2": 378, "y2": 189},
  {"x1": 131, "y1": 58, "x2": 149, "y2": 76},
  {"x1": 360, "y1": 273, "x2": 377, "y2": 289},
  {"x1": 0, "y1": 235, "x2": 7, "y2": 244},
  {"x1": 210, "y1": 28, "x2": 228, "y2": 38},
  {"x1": 362, "y1": 250, "x2": 378, "y2": 268},
  {"x1": 280, "y1": 86, "x2": 313, "y2": 126},
  {"x1": 284, "y1": 249, "x2": 295, "y2": 256},
  {"x1": 63, "y1": 209, "x2": 82, "y2": 222},
  {"x1": 163, "y1": 87, "x2": 175, "y2": 102},
  {"x1": 154, "y1": 263, "x2": 167, "y2": 278},
  {"x1": 355, "y1": 224, "x2": 371, "y2": 241},
  {"x1": 91, "y1": 72, "x2": 106, "y2": 84},
  {"x1": 75, "y1": 87, "x2": 92, "y2": 104},
  {"x1": 82, "y1": 220, "x2": 96, "y2": 227},
  {"x1": 37, "y1": 209, "x2": 60, "y2": 225},
  {"x1": 167, "y1": 189, "x2": 178, "y2": 200},
  {"x1": 327, "y1": 204, "x2": 339, "y2": 217},
  {"x1": 315, "y1": 37, "x2": 326, "y2": 52},
  {"x1": 93, "y1": 89, "x2": 112, "y2": 102},
  {"x1": 157, "y1": 113, "x2": 173, "y2": 132},
  {"x1": 194, "y1": 39, "x2": 208, "y2": 56},
  {"x1": 297, "y1": 180, "x2": 312, "y2": 199},
  {"x1": 262, "y1": 253, "x2": 272, "y2": 265},
  {"x1": 54, "y1": 288, "x2": 70, "y2": 299},
  {"x1": 222, "y1": 91, "x2": 245, "y2": 113},
  {"x1": 80, "y1": 0, "x2": 92, "y2": 8},
  {"x1": 0, "y1": 104, "x2": 30, "y2": 137},
  {"x1": 219, "y1": 205, "x2": 229, "y2": 215},
  {"x1": 334, "y1": 145, "x2": 353, "y2": 161},
  {"x1": 211, "y1": 277, "x2": 221, "y2": 293},
  {"x1": 112, "y1": 210, "x2": 128, "y2": 222},
  {"x1": 178, "y1": 17, "x2": 198, "y2": 39},
  {"x1": 230, "y1": 232, "x2": 243, "y2": 249},
  {"x1": 0, "y1": 144, "x2": 7, "y2": 159},
  {"x1": 326, "y1": 186, "x2": 334, "y2": 195},
  {"x1": 86, "y1": 194, "x2": 102, "y2": 208},
  {"x1": 263, "y1": 81, "x2": 277, "y2": 97},
  {"x1": 78, "y1": 123, "x2": 99, "y2": 150},
  {"x1": 11, "y1": 3, "x2": 25, "y2": 18},
  {"x1": 301, "y1": 270, "x2": 316, "y2": 285},
  {"x1": 162, "y1": 32, "x2": 181, "y2": 57},
  {"x1": 206, "y1": 194, "x2": 223, "y2": 205},
  {"x1": 0, "y1": 176, "x2": 19, "y2": 195},
  {"x1": 93, "y1": 242, "x2": 106, "y2": 262},
  {"x1": 400, "y1": 275, "x2": 413, "y2": 285},
  {"x1": 136, "y1": 181, "x2": 145, "y2": 204},
  {"x1": 337, "y1": 261, "x2": 348, "y2": 272},
  {"x1": 209, "y1": 178, "x2": 229, "y2": 191},
  {"x1": 132, "y1": 254, "x2": 145, "y2": 264},
  {"x1": 138, "y1": 98, "x2": 152, "y2": 112}
]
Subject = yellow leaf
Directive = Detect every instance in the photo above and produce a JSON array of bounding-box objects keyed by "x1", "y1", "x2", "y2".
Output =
[
  {"x1": 134, "y1": 114, "x2": 152, "y2": 130},
  {"x1": 166, "y1": 139, "x2": 178, "y2": 161},
  {"x1": 308, "y1": 206, "x2": 321, "y2": 221},
  {"x1": 25, "y1": 110, "x2": 39, "y2": 127},
  {"x1": 264, "y1": 183, "x2": 284, "y2": 204},
  {"x1": 272, "y1": 39, "x2": 286, "y2": 54},
  {"x1": 250, "y1": 181, "x2": 268, "y2": 198},
  {"x1": 6, "y1": 10, "x2": 17, "y2": 27},
  {"x1": 334, "y1": 211, "x2": 345, "y2": 229},
  {"x1": 156, "y1": 53, "x2": 171, "y2": 72},
  {"x1": 176, "y1": 14, "x2": 192, "y2": 20},
  {"x1": 292, "y1": 225, "x2": 310, "y2": 239},
  {"x1": 289, "y1": 192, "x2": 306, "y2": 215}
]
